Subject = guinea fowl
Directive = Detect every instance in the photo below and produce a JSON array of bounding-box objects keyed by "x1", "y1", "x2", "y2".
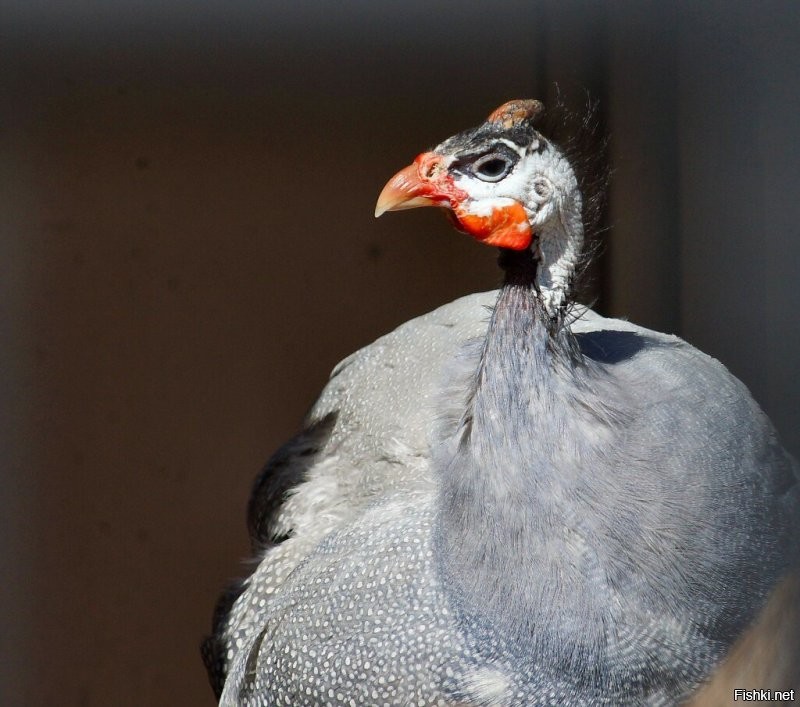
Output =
[{"x1": 206, "y1": 100, "x2": 799, "y2": 706}]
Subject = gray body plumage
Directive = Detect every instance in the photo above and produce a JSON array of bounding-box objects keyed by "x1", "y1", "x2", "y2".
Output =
[
  {"x1": 207, "y1": 100, "x2": 798, "y2": 705},
  {"x1": 211, "y1": 286, "x2": 799, "y2": 706}
]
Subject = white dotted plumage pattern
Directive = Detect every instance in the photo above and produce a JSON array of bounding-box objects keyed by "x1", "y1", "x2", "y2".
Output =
[
  {"x1": 219, "y1": 497, "x2": 613, "y2": 707},
  {"x1": 207, "y1": 292, "x2": 793, "y2": 706}
]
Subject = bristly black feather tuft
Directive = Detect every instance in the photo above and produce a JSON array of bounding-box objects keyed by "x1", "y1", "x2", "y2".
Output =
[{"x1": 537, "y1": 90, "x2": 611, "y2": 310}]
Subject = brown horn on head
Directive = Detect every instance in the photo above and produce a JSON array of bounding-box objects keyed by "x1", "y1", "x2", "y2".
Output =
[{"x1": 486, "y1": 99, "x2": 544, "y2": 129}]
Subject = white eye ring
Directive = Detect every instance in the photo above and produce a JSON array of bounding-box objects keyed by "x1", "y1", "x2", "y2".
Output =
[{"x1": 472, "y1": 154, "x2": 513, "y2": 183}]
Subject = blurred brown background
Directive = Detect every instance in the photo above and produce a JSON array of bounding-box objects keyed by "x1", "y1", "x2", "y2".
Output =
[{"x1": 1, "y1": 2, "x2": 798, "y2": 705}]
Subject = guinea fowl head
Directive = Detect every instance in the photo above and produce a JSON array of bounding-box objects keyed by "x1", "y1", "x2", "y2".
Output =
[{"x1": 376, "y1": 99, "x2": 584, "y2": 311}]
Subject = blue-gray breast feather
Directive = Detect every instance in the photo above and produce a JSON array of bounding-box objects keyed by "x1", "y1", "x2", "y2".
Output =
[{"x1": 213, "y1": 291, "x2": 798, "y2": 706}]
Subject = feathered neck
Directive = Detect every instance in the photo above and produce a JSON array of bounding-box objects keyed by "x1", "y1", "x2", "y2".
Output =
[
  {"x1": 464, "y1": 247, "x2": 583, "y2": 458},
  {"x1": 495, "y1": 246, "x2": 576, "y2": 348},
  {"x1": 529, "y1": 173, "x2": 585, "y2": 314},
  {"x1": 433, "y1": 246, "x2": 595, "y2": 652}
]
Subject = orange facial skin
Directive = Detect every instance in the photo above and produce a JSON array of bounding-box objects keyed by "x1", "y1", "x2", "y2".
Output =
[
  {"x1": 453, "y1": 201, "x2": 532, "y2": 251},
  {"x1": 375, "y1": 151, "x2": 532, "y2": 251}
]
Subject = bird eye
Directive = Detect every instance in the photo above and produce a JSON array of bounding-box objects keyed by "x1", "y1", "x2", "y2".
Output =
[{"x1": 472, "y1": 154, "x2": 513, "y2": 182}]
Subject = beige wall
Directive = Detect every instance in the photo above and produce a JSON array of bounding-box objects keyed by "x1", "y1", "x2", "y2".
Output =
[{"x1": 1, "y1": 3, "x2": 797, "y2": 705}]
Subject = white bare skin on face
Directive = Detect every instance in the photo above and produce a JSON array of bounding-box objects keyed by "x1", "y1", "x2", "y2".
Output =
[{"x1": 445, "y1": 137, "x2": 584, "y2": 313}]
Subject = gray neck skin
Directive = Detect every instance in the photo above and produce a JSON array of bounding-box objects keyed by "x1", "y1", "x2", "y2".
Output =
[{"x1": 435, "y1": 247, "x2": 614, "y2": 658}]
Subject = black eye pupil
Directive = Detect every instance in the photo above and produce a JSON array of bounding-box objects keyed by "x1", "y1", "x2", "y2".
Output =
[{"x1": 478, "y1": 158, "x2": 507, "y2": 177}]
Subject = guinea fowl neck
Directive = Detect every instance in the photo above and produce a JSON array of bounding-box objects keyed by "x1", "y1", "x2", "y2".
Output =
[
  {"x1": 493, "y1": 246, "x2": 575, "y2": 358},
  {"x1": 435, "y1": 245, "x2": 594, "y2": 649}
]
